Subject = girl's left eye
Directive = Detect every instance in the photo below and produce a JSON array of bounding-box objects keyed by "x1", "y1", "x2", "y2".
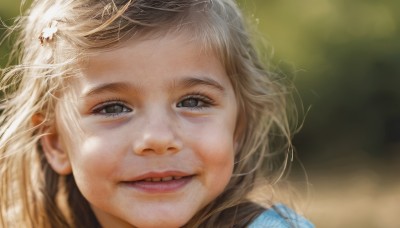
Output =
[
  {"x1": 176, "y1": 95, "x2": 213, "y2": 109},
  {"x1": 92, "y1": 102, "x2": 132, "y2": 116}
]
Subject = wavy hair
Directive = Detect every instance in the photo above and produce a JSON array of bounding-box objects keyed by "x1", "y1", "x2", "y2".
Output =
[{"x1": 0, "y1": 0, "x2": 297, "y2": 227}]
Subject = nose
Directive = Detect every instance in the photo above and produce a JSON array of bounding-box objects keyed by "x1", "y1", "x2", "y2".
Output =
[{"x1": 132, "y1": 111, "x2": 183, "y2": 155}]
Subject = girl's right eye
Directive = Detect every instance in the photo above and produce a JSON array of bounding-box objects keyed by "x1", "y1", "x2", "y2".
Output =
[{"x1": 92, "y1": 101, "x2": 132, "y2": 117}]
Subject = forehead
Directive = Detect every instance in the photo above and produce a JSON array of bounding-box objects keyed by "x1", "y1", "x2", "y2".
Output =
[{"x1": 75, "y1": 32, "x2": 230, "y2": 94}]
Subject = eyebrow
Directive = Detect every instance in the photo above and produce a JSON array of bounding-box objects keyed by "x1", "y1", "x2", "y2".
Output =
[
  {"x1": 81, "y1": 82, "x2": 137, "y2": 98},
  {"x1": 81, "y1": 76, "x2": 225, "y2": 98},
  {"x1": 176, "y1": 76, "x2": 225, "y2": 92}
]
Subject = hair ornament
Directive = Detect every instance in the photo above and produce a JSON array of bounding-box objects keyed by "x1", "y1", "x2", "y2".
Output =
[{"x1": 39, "y1": 20, "x2": 58, "y2": 46}]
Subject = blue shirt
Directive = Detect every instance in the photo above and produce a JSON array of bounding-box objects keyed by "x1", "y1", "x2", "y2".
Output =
[{"x1": 248, "y1": 204, "x2": 314, "y2": 228}]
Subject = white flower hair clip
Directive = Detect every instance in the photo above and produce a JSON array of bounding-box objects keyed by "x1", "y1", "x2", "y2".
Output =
[{"x1": 39, "y1": 21, "x2": 58, "y2": 46}]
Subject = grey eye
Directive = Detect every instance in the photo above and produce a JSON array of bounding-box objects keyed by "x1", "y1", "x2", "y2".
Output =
[
  {"x1": 92, "y1": 102, "x2": 132, "y2": 116},
  {"x1": 178, "y1": 98, "x2": 202, "y2": 108},
  {"x1": 101, "y1": 104, "x2": 127, "y2": 114}
]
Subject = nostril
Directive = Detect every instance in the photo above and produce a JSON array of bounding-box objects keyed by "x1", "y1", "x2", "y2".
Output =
[
  {"x1": 141, "y1": 148, "x2": 154, "y2": 154},
  {"x1": 167, "y1": 146, "x2": 180, "y2": 153},
  {"x1": 134, "y1": 142, "x2": 182, "y2": 155}
]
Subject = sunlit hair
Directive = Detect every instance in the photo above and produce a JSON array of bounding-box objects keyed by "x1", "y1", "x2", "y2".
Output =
[{"x1": 0, "y1": 0, "x2": 297, "y2": 227}]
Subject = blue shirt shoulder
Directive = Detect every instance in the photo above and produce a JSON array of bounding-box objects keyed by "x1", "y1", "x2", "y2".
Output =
[{"x1": 248, "y1": 204, "x2": 314, "y2": 228}]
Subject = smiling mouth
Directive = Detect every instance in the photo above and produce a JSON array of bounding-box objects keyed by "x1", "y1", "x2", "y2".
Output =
[
  {"x1": 142, "y1": 176, "x2": 184, "y2": 182},
  {"x1": 121, "y1": 173, "x2": 194, "y2": 193}
]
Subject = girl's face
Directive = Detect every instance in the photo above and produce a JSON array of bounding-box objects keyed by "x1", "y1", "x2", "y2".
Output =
[{"x1": 44, "y1": 33, "x2": 238, "y2": 227}]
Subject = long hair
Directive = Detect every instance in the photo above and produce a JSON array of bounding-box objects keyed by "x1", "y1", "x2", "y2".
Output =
[{"x1": 0, "y1": 0, "x2": 296, "y2": 227}]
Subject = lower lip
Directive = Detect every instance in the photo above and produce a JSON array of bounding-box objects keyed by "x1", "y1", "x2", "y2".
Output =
[{"x1": 121, "y1": 176, "x2": 193, "y2": 193}]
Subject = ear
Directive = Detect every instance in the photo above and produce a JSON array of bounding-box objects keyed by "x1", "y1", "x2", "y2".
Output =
[{"x1": 39, "y1": 122, "x2": 72, "y2": 175}]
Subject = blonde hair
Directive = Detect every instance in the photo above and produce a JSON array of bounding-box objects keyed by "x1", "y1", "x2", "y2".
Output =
[{"x1": 0, "y1": 0, "x2": 297, "y2": 227}]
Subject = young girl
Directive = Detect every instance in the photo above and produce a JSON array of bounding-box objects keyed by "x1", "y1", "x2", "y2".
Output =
[{"x1": 0, "y1": 0, "x2": 313, "y2": 227}]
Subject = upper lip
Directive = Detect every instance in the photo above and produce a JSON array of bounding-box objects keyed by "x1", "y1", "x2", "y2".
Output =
[{"x1": 125, "y1": 171, "x2": 194, "y2": 182}]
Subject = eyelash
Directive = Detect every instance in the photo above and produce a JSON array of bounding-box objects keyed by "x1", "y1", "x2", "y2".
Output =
[
  {"x1": 176, "y1": 93, "x2": 215, "y2": 110},
  {"x1": 91, "y1": 99, "x2": 132, "y2": 117},
  {"x1": 90, "y1": 93, "x2": 215, "y2": 117}
]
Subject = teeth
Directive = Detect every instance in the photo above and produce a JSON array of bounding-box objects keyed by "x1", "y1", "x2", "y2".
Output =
[
  {"x1": 142, "y1": 176, "x2": 180, "y2": 182},
  {"x1": 161, "y1": 176, "x2": 173, "y2": 181}
]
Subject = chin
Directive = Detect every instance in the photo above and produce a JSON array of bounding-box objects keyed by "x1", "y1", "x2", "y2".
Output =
[{"x1": 133, "y1": 219, "x2": 190, "y2": 228}]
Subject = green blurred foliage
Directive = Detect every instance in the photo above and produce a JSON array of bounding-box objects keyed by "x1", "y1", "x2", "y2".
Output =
[
  {"x1": 1, "y1": 0, "x2": 399, "y2": 172},
  {"x1": 237, "y1": 0, "x2": 400, "y2": 171},
  {"x1": 0, "y1": 1, "x2": 20, "y2": 66}
]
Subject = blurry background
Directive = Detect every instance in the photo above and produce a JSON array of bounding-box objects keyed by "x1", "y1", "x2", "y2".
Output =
[
  {"x1": 237, "y1": 1, "x2": 400, "y2": 227},
  {"x1": 1, "y1": 0, "x2": 400, "y2": 227}
]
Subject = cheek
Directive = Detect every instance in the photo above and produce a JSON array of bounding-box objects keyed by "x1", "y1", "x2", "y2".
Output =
[
  {"x1": 72, "y1": 134, "x2": 125, "y2": 167},
  {"x1": 200, "y1": 132, "x2": 235, "y2": 199},
  {"x1": 186, "y1": 112, "x2": 237, "y2": 168},
  {"x1": 65, "y1": 135, "x2": 128, "y2": 195},
  {"x1": 188, "y1": 121, "x2": 235, "y2": 179},
  {"x1": 200, "y1": 133, "x2": 234, "y2": 166}
]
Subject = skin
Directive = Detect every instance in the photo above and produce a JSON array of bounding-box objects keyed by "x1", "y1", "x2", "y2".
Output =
[{"x1": 42, "y1": 33, "x2": 238, "y2": 228}]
